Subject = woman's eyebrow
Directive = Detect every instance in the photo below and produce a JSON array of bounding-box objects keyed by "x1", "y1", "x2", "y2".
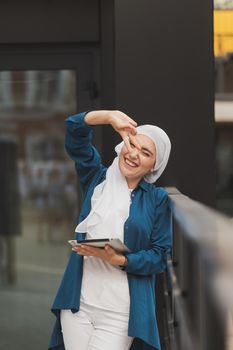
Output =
[
  {"x1": 141, "y1": 147, "x2": 154, "y2": 155},
  {"x1": 130, "y1": 139, "x2": 154, "y2": 155}
]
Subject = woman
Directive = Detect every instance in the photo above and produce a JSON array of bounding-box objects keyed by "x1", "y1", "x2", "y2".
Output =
[{"x1": 48, "y1": 110, "x2": 172, "y2": 350}]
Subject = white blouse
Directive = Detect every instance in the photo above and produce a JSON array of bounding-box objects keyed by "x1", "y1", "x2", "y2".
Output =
[{"x1": 80, "y1": 188, "x2": 134, "y2": 314}]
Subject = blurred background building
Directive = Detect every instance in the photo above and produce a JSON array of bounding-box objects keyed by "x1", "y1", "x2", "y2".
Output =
[
  {"x1": 214, "y1": 0, "x2": 233, "y2": 216},
  {"x1": 0, "y1": 0, "x2": 232, "y2": 349}
]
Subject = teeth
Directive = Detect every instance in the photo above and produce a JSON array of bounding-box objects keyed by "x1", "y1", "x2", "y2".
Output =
[{"x1": 125, "y1": 158, "x2": 137, "y2": 167}]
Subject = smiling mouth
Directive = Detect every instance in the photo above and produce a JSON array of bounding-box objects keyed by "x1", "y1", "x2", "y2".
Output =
[{"x1": 124, "y1": 157, "x2": 139, "y2": 168}]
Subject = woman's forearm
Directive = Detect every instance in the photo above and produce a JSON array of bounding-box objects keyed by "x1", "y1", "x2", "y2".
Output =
[
  {"x1": 84, "y1": 110, "x2": 138, "y2": 149},
  {"x1": 84, "y1": 110, "x2": 113, "y2": 125}
]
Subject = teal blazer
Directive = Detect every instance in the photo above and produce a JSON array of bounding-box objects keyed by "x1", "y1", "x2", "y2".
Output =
[{"x1": 48, "y1": 112, "x2": 172, "y2": 350}]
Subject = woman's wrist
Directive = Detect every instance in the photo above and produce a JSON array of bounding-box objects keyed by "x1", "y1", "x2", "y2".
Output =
[{"x1": 118, "y1": 255, "x2": 128, "y2": 267}]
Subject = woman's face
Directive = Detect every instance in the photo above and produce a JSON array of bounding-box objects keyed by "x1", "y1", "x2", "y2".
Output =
[{"x1": 119, "y1": 134, "x2": 156, "y2": 183}]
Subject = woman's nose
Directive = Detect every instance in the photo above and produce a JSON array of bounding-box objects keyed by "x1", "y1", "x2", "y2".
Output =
[{"x1": 129, "y1": 149, "x2": 139, "y2": 158}]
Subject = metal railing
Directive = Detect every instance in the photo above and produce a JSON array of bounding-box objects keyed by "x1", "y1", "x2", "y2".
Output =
[{"x1": 161, "y1": 187, "x2": 233, "y2": 350}]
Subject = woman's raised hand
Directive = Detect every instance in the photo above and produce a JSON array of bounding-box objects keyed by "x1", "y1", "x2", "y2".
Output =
[
  {"x1": 109, "y1": 110, "x2": 140, "y2": 152},
  {"x1": 84, "y1": 110, "x2": 141, "y2": 152}
]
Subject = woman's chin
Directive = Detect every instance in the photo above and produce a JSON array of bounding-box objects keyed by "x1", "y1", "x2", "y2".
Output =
[
  {"x1": 120, "y1": 168, "x2": 141, "y2": 182},
  {"x1": 119, "y1": 160, "x2": 144, "y2": 180},
  {"x1": 120, "y1": 165, "x2": 135, "y2": 177}
]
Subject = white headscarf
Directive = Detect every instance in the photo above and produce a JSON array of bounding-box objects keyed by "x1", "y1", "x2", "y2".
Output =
[
  {"x1": 75, "y1": 124, "x2": 171, "y2": 239},
  {"x1": 115, "y1": 124, "x2": 171, "y2": 183},
  {"x1": 75, "y1": 157, "x2": 130, "y2": 239}
]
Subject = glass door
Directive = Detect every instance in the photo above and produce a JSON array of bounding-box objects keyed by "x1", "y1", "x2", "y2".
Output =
[{"x1": 0, "y1": 51, "x2": 98, "y2": 349}]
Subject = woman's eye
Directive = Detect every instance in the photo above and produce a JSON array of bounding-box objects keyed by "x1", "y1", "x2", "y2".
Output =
[{"x1": 143, "y1": 152, "x2": 150, "y2": 157}]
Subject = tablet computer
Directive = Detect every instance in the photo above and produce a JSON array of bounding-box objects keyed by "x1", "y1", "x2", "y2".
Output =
[{"x1": 68, "y1": 238, "x2": 130, "y2": 253}]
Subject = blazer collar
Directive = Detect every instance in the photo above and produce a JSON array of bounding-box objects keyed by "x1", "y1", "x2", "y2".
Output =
[{"x1": 138, "y1": 178, "x2": 150, "y2": 192}]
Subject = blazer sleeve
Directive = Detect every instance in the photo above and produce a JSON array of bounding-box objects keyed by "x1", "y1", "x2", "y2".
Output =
[
  {"x1": 124, "y1": 190, "x2": 172, "y2": 276},
  {"x1": 65, "y1": 111, "x2": 104, "y2": 194}
]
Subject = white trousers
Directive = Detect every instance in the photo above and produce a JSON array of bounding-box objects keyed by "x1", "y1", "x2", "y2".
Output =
[{"x1": 60, "y1": 302, "x2": 134, "y2": 350}]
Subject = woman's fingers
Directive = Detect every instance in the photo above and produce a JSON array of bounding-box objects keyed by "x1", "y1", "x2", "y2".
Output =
[
  {"x1": 129, "y1": 134, "x2": 141, "y2": 150},
  {"x1": 130, "y1": 127, "x2": 137, "y2": 136},
  {"x1": 119, "y1": 121, "x2": 137, "y2": 134},
  {"x1": 122, "y1": 134, "x2": 133, "y2": 153},
  {"x1": 72, "y1": 245, "x2": 101, "y2": 256},
  {"x1": 116, "y1": 111, "x2": 137, "y2": 126},
  {"x1": 127, "y1": 118, "x2": 137, "y2": 127},
  {"x1": 110, "y1": 112, "x2": 138, "y2": 136},
  {"x1": 72, "y1": 244, "x2": 121, "y2": 265},
  {"x1": 125, "y1": 125, "x2": 137, "y2": 136},
  {"x1": 104, "y1": 244, "x2": 116, "y2": 255},
  {"x1": 121, "y1": 132, "x2": 142, "y2": 153},
  {"x1": 72, "y1": 244, "x2": 117, "y2": 262}
]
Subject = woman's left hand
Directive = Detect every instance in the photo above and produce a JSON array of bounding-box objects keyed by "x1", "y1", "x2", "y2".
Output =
[{"x1": 72, "y1": 244, "x2": 125, "y2": 266}]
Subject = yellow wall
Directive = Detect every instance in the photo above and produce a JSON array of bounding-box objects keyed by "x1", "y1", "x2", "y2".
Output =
[{"x1": 214, "y1": 10, "x2": 233, "y2": 57}]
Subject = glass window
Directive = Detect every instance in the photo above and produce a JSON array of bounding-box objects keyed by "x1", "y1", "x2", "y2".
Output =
[{"x1": 0, "y1": 70, "x2": 78, "y2": 349}]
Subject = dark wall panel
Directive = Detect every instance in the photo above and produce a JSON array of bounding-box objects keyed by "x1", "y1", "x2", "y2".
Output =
[
  {"x1": 114, "y1": 0, "x2": 215, "y2": 206},
  {"x1": 99, "y1": 0, "x2": 116, "y2": 165},
  {"x1": 0, "y1": 0, "x2": 100, "y2": 43},
  {"x1": 0, "y1": 141, "x2": 21, "y2": 236}
]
